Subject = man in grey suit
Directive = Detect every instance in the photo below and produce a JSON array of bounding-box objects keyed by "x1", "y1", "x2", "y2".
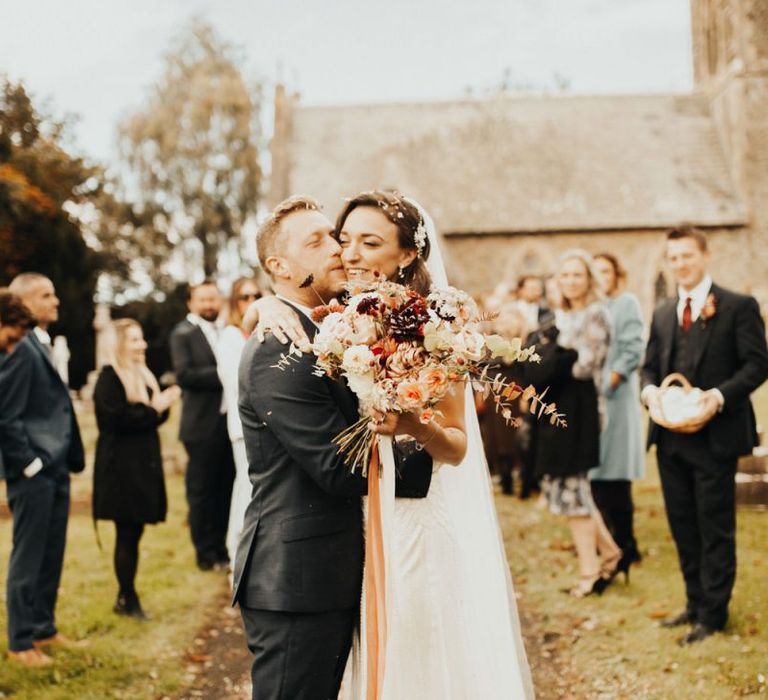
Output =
[{"x1": 0, "y1": 274, "x2": 86, "y2": 666}]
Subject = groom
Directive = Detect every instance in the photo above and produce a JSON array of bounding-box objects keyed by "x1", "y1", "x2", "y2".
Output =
[{"x1": 233, "y1": 195, "x2": 433, "y2": 699}]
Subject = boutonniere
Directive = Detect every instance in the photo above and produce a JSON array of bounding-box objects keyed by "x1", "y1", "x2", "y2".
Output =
[{"x1": 700, "y1": 293, "x2": 717, "y2": 326}]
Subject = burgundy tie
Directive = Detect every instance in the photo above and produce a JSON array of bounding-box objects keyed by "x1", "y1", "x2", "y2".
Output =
[{"x1": 682, "y1": 297, "x2": 692, "y2": 332}]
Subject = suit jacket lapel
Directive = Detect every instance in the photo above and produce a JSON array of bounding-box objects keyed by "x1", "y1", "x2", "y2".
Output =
[
  {"x1": 190, "y1": 323, "x2": 218, "y2": 363},
  {"x1": 690, "y1": 283, "x2": 718, "y2": 374},
  {"x1": 29, "y1": 331, "x2": 64, "y2": 384},
  {"x1": 659, "y1": 301, "x2": 677, "y2": 377}
]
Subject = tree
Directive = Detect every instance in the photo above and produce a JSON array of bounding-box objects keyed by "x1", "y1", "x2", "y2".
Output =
[
  {"x1": 0, "y1": 80, "x2": 104, "y2": 388},
  {"x1": 116, "y1": 20, "x2": 262, "y2": 283}
]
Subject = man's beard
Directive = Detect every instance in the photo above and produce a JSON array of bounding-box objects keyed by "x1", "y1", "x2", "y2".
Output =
[{"x1": 199, "y1": 310, "x2": 219, "y2": 322}]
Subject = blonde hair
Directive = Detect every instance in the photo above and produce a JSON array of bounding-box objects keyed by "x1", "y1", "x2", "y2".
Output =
[
  {"x1": 107, "y1": 319, "x2": 160, "y2": 404},
  {"x1": 256, "y1": 195, "x2": 323, "y2": 274},
  {"x1": 557, "y1": 248, "x2": 605, "y2": 310}
]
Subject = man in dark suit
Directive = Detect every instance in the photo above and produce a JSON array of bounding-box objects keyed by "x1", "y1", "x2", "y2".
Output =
[
  {"x1": 170, "y1": 280, "x2": 235, "y2": 571},
  {"x1": 0, "y1": 274, "x2": 86, "y2": 667},
  {"x1": 641, "y1": 226, "x2": 768, "y2": 645},
  {"x1": 233, "y1": 196, "x2": 433, "y2": 700}
]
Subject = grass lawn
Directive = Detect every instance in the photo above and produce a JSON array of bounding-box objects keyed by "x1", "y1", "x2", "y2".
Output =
[
  {"x1": 0, "y1": 407, "x2": 233, "y2": 699},
  {"x1": 501, "y1": 383, "x2": 768, "y2": 699},
  {"x1": 1, "y1": 388, "x2": 767, "y2": 698}
]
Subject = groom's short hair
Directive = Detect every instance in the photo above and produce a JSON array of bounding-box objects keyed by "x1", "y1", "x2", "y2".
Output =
[
  {"x1": 666, "y1": 224, "x2": 708, "y2": 252},
  {"x1": 257, "y1": 195, "x2": 323, "y2": 273}
]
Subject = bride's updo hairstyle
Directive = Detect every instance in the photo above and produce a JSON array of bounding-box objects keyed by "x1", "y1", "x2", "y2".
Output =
[{"x1": 334, "y1": 190, "x2": 433, "y2": 296}]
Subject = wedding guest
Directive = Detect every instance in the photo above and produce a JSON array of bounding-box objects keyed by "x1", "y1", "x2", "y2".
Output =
[
  {"x1": 480, "y1": 302, "x2": 528, "y2": 495},
  {"x1": 0, "y1": 289, "x2": 34, "y2": 357},
  {"x1": 513, "y1": 276, "x2": 550, "y2": 500},
  {"x1": 642, "y1": 226, "x2": 768, "y2": 644},
  {"x1": 170, "y1": 280, "x2": 235, "y2": 571},
  {"x1": 527, "y1": 251, "x2": 622, "y2": 597},
  {"x1": 0, "y1": 290, "x2": 35, "y2": 482},
  {"x1": 0, "y1": 273, "x2": 87, "y2": 667},
  {"x1": 93, "y1": 319, "x2": 181, "y2": 619},
  {"x1": 218, "y1": 277, "x2": 262, "y2": 567},
  {"x1": 514, "y1": 275, "x2": 547, "y2": 332},
  {"x1": 589, "y1": 253, "x2": 645, "y2": 570}
]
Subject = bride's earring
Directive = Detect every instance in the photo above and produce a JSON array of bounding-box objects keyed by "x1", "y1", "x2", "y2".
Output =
[{"x1": 397, "y1": 266, "x2": 406, "y2": 282}]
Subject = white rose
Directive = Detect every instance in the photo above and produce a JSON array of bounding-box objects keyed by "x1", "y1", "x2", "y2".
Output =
[
  {"x1": 347, "y1": 372, "x2": 376, "y2": 404},
  {"x1": 455, "y1": 330, "x2": 486, "y2": 361},
  {"x1": 350, "y1": 314, "x2": 378, "y2": 345},
  {"x1": 342, "y1": 345, "x2": 376, "y2": 376}
]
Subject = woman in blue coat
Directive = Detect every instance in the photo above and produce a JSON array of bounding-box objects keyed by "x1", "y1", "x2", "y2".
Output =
[{"x1": 589, "y1": 253, "x2": 646, "y2": 573}]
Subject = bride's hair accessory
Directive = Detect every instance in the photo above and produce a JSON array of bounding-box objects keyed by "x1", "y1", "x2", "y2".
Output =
[
  {"x1": 413, "y1": 218, "x2": 428, "y2": 257},
  {"x1": 370, "y1": 192, "x2": 428, "y2": 258}
]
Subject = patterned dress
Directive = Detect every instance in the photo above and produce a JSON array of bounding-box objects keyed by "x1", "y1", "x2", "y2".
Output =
[{"x1": 540, "y1": 302, "x2": 611, "y2": 516}]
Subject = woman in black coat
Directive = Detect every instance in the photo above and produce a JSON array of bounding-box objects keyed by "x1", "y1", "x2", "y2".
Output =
[
  {"x1": 93, "y1": 319, "x2": 180, "y2": 619},
  {"x1": 530, "y1": 251, "x2": 621, "y2": 598}
]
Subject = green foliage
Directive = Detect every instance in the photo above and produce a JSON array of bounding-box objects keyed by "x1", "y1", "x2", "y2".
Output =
[
  {"x1": 113, "y1": 19, "x2": 263, "y2": 287},
  {"x1": 0, "y1": 80, "x2": 104, "y2": 387}
]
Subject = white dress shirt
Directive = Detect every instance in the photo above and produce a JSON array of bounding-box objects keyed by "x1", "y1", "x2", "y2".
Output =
[
  {"x1": 187, "y1": 313, "x2": 227, "y2": 414},
  {"x1": 33, "y1": 326, "x2": 51, "y2": 350},
  {"x1": 676, "y1": 274, "x2": 713, "y2": 325},
  {"x1": 217, "y1": 325, "x2": 247, "y2": 441},
  {"x1": 186, "y1": 313, "x2": 221, "y2": 357}
]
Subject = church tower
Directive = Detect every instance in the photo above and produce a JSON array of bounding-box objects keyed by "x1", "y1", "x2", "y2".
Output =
[{"x1": 690, "y1": 0, "x2": 768, "y2": 266}]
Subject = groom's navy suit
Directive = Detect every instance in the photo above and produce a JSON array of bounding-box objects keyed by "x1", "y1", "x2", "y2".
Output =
[
  {"x1": 641, "y1": 283, "x2": 768, "y2": 629},
  {"x1": 234, "y1": 305, "x2": 432, "y2": 700},
  {"x1": 0, "y1": 330, "x2": 84, "y2": 651}
]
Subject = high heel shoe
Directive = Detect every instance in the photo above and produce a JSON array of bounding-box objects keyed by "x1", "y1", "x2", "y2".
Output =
[
  {"x1": 601, "y1": 551, "x2": 632, "y2": 586},
  {"x1": 561, "y1": 572, "x2": 608, "y2": 598},
  {"x1": 613, "y1": 555, "x2": 632, "y2": 584}
]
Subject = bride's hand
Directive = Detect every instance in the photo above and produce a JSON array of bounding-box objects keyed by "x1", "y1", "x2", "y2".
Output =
[{"x1": 243, "y1": 296, "x2": 311, "y2": 347}]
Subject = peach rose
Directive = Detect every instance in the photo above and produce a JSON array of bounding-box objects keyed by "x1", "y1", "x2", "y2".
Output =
[
  {"x1": 419, "y1": 367, "x2": 449, "y2": 393},
  {"x1": 396, "y1": 381, "x2": 429, "y2": 410}
]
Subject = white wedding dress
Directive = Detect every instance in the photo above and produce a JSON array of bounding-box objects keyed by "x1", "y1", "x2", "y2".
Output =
[
  {"x1": 340, "y1": 202, "x2": 534, "y2": 699},
  {"x1": 382, "y1": 465, "x2": 475, "y2": 698}
]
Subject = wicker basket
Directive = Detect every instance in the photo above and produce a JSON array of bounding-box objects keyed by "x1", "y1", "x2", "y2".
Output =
[{"x1": 649, "y1": 373, "x2": 711, "y2": 434}]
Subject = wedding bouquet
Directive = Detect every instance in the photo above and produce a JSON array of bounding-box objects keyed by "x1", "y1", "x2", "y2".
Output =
[{"x1": 291, "y1": 275, "x2": 565, "y2": 473}]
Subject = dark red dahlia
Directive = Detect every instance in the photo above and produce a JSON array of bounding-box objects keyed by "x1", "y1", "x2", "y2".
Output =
[
  {"x1": 356, "y1": 296, "x2": 382, "y2": 316},
  {"x1": 390, "y1": 296, "x2": 430, "y2": 342}
]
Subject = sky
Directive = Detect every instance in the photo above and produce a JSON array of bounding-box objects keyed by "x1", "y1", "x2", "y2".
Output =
[{"x1": 1, "y1": 0, "x2": 693, "y2": 165}]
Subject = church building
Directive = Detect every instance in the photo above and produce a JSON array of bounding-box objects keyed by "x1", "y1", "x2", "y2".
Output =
[{"x1": 268, "y1": 0, "x2": 768, "y2": 317}]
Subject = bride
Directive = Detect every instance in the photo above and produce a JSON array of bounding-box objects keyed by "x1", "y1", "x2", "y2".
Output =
[{"x1": 251, "y1": 190, "x2": 534, "y2": 699}]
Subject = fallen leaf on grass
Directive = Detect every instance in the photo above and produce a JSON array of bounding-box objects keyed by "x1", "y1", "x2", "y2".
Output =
[
  {"x1": 189, "y1": 653, "x2": 212, "y2": 663},
  {"x1": 549, "y1": 541, "x2": 576, "y2": 552},
  {"x1": 648, "y1": 609, "x2": 670, "y2": 619}
]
